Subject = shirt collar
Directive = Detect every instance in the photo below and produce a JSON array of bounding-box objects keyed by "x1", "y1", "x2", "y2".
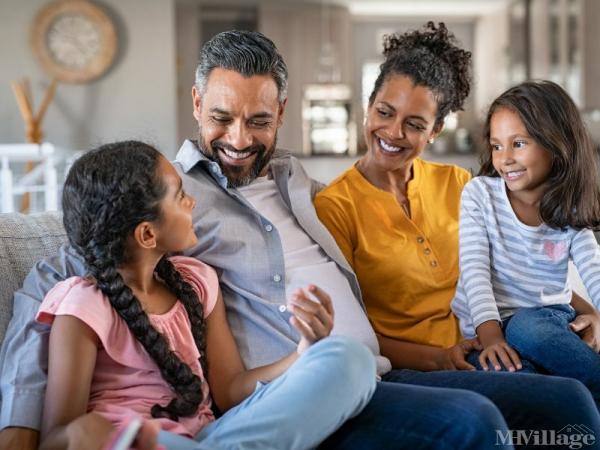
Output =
[{"x1": 174, "y1": 139, "x2": 213, "y2": 173}]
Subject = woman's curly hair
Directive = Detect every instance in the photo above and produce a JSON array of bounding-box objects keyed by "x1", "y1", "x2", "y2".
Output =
[
  {"x1": 369, "y1": 21, "x2": 472, "y2": 127},
  {"x1": 62, "y1": 140, "x2": 208, "y2": 421}
]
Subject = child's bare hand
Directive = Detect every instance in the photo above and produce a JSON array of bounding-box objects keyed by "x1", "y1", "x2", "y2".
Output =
[
  {"x1": 0, "y1": 427, "x2": 38, "y2": 450},
  {"x1": 287, "y1": 285, "x2": 334, "y2": 354},
  {"x1": 479, "y1": 341, "x2": 522, "y2": 372},
  {"x1": 570, "y1": 313, "x2": 600, "y2": 352}
]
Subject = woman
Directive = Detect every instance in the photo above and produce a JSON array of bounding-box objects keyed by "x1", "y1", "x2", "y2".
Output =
[
  {"x1": 316, "y1": 22, "x2": 483, "y2": 370},
  {"x1": 315, "y1": 21, "x2": 600, "y2": 425}
]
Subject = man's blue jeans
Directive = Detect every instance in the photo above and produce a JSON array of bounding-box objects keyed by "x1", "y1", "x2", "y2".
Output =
[
  {"x1": 157, "y1": 336, "x2": 377, "y2": 450},
  {"x1": 504, "y1": 304, "x2": 600, "y2": 409}
]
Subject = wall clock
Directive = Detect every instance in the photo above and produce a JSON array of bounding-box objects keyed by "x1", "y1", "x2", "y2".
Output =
[{"x1": 30, "y1": 0, "x2": 118, "y2": 83}]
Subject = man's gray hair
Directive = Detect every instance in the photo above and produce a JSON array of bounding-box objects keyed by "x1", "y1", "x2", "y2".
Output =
[{"x1": 195, "y1": 30, "x2": 288, "y2": 102}]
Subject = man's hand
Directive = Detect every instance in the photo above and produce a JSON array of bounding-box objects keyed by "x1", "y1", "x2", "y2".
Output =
[
  {"x1": 438, "y1": 338, "x2": 482, "y2": 370},
  {"x1": 0, "y1": 427, "x2": 39, "y2": 450},
  {"x1": 288, "y1": 285, "x2": 334, "y2": 354},
  {"x1": 570, "y1": 313, "x2": 600, "y2": 352}
]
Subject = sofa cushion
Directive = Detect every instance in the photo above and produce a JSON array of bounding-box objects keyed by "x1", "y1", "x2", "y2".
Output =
[{"x1": 0, "y1": 212, "x2": 66, "y2": 345}]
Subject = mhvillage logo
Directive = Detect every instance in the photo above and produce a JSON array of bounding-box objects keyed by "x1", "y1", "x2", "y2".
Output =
[{"x1": 496, "y1": 425, "x2": 596, "y2": 449}]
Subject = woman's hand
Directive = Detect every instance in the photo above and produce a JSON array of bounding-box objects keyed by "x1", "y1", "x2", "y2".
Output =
[
  {"x1": 570, "y1": 312, "x2": 600, "y2": 353},
  {"x1": 479, "y1": 340, "x2": 522, "y2": 372},
  {"x1": 438, "y1": 338, "x2": 482, "y2": 370},
  {"x1": 287, "y1": 285, "x2": 334, "y2": 354}
]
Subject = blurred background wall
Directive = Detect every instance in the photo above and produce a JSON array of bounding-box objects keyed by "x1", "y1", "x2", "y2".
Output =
[
  {"x1": 1, "y1": 0, "x2": 599, "y2": 166},
  {"x1": 0, "y1": 0, "x2": 178, "y2": 156}
]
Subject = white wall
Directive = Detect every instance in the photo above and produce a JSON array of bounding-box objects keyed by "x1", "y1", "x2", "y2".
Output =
[
  {"x1": 0, "y1": 0, "x2": 179, "y2": 158},
  {"x1": 473, "y1": 9, "x2": 509, "y2": 120}
]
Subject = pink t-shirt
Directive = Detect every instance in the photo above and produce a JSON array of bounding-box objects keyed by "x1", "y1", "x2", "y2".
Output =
[{"x1": 36, "y1": 256, "x2": 218, "y2": 437}]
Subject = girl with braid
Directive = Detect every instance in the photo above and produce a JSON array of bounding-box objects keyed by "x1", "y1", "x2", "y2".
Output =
[{"x1": 36, "y1": 141, "x2": 375, "y2": 450}]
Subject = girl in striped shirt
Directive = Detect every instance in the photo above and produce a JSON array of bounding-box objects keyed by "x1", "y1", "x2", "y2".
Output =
[{"x1": 451, "y1": 80, "x2": 600, "y2": 407}]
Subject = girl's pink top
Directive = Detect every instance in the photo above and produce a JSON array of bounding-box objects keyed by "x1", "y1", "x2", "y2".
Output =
[{"x1": 36, "y1": 256, "x2": 218, "y2": 437}]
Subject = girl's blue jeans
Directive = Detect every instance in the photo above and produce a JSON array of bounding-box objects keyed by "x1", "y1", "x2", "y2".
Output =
[{"x1": 468, "y1": 304, "x2": 600, "y2": 410}]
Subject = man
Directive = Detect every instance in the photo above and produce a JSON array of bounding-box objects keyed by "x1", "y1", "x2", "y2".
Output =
[{"x1": 1, "y1": 30, "x2": 598, "y2": 450}]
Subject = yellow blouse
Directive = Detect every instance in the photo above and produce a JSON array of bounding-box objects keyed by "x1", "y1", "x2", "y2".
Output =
[{"x1": 314, "y1": 158, "x2": 471, "y2": 348}]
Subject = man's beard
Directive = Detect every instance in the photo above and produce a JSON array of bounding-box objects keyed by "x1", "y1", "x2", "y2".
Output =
[{"x1": 197, "y1": 130, "x2": 277, "y2": 188}]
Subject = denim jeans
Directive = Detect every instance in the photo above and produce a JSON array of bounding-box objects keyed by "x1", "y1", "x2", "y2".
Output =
[
  {"x1": 157, "y1": 336, "x2": 376, "y2": 450},
  {"x1": 157, "y1": 335, "x2": 513, "y2": 450},
  {"x1": 375, "y1": 369, "x2": 600, "y2": 450},
  {"x1": 503, "y1": 304, "x2": 600, "y2": 410},
  {"x1": 466, "y1": 349, "x2": 539, "y2": 374},
  {"x1": 319, "y1": 377, "x2": 511, "y2": 450},
  {"x1": 158, "y1": 348, "x2": 600, "y2": 450}
]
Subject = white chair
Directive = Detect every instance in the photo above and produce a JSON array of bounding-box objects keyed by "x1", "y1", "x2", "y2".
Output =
[{"x1": 0, "y1": 143, "x2": 58, "y2": 213}]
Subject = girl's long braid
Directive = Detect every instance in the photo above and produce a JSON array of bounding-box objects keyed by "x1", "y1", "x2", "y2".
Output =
[
  {"x1": 155, "y1": 257, "x2": 208, "y2": 376},
  {"x1": 63, "y1": 141, "x2": 206, "y2": 421}
]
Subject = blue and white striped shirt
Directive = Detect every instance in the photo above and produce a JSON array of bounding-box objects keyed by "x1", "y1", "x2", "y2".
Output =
[{"x1": 451, "y1": 176, "x2": 600, "y2": 338}]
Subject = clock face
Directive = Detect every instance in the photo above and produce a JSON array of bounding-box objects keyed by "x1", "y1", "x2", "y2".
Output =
[
  {"x1": 47, "y1": 14, "x2": 102, "y2": 69},
  {"x1": 31, "y1": 1, "x2": 117, "y2": 83}
]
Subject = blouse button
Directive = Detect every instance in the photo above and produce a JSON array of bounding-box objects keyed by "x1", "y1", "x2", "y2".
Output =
[
  {"x1": 417, "y1": 237, "x2": 425, "y2": 244},
  {"x1": 430, "y1": 260, "x2": 438, "y2": 267},
  {"x1": 273, "y1": 274, "x2": 282, "y2": 282},
  {"x1": 278, "y1": 305, "x2": 287, "y2": 313},
  {"x1": 424, "y1": 248, "x2": 431, "y2": 255},
  {"x1": 265, "y1": 224, "x2": 273, "y2": 232}
]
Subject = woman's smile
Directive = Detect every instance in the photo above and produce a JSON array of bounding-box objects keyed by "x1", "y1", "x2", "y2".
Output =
[{"x1": 377, "y1": 137, "x2": 410, "y2": 154}]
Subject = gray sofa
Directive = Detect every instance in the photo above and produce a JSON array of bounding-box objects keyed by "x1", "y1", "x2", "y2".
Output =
[{"x1": 0, "y1": 212, "x2": 66, "y2": 346}]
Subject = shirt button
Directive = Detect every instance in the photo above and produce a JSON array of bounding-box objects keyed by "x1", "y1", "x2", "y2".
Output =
[
  {"x1": 273, "y1": 274, "x2": 281, "y2": 282},
  {"x1": 430, "y1": 260, "x2": 438, "y2": 267},
  {"x1": 278, "y1": 305, "x2": 287, "y2": 313},
  {"x1": 417, "y1": 237, "x2": 425, "y2": 244},
  {"x1": 265, "y1": 224, "x2": 273, "y2": 232},
  {"x1": 211, "y1": 166, "x2": 218, "y2": 173},
  {"x1": 424, "y1": 248, "x2": 431, "y2": 255}
]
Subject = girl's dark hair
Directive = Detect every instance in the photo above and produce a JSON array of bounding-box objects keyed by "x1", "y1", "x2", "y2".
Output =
[
  {"x1": 480, "y1": 80, "x2": 600, "y2": 230},
  {"x1": 369, "y1": 21, "x2": 472, "y2": 128},
  {"x1": 62, "y1": 140, "x2": 207, "y2": 420}
]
